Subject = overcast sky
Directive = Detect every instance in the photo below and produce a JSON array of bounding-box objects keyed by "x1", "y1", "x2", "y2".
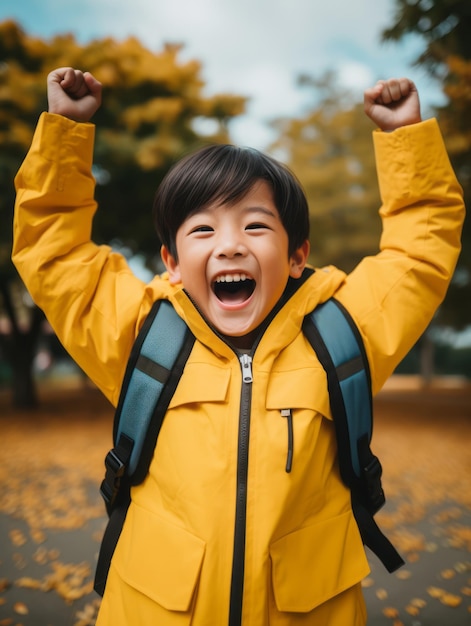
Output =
[{"x1": 1, "y1": 0, "x2": 443, "y2": 148}]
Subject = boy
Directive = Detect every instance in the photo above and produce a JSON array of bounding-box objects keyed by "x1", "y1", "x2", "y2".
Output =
[{"x1": 13, "y1": 68, "x2": 464, "y2": 625}]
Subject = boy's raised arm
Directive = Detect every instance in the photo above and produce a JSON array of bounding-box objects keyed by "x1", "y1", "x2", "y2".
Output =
[
  {"x1": 47, "y1": 67, "x2": 102, "y2": 122},
  {"x1": 336, "y1": 78, "x2": 464, "y2": 395},
  {"x1": 12, "y1": 68, "x2": 156, "y2": 405}
]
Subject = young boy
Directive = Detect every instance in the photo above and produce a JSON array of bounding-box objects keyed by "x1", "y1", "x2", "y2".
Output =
[{"x1": 13, "y1": 68, "x2": 464, "y2": 625}]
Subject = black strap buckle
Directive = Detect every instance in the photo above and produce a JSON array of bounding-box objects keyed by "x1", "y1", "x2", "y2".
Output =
[
  {"x1": 362, "y1": 455, "x2": 385, "y2": 514},
  {"x1": 100, "y1": 448, "x2": 127, "y2": 509}
]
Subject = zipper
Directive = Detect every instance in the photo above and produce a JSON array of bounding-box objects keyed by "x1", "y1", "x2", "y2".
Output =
[
  {"x1": 281, "y1": 409, "x2": 293, "y2": 473},
  {"x1": 239, "y1": 353, "x2": 253, "y2": 383},
  {"x1": 228, "y1": 354, "x2": 253, "y2": 626},
  {"x1": 181, "y1": 282, "x2": 312, "y2": 624}
]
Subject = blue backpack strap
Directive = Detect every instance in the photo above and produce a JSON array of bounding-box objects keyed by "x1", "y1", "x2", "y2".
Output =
[
  {"x1": 303, "y1": 298, "x2": 404, "y2": 573},
  {"x1": 115, "y1": 299, "x2": 194, "y2": 482},
  {"x1": 95, "y1": 299, "x2": 195, "y2": 596}
]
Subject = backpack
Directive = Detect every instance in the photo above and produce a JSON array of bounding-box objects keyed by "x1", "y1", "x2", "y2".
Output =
[{"x1": 94, "y1": 297, "x2": 404, "y2": 596}]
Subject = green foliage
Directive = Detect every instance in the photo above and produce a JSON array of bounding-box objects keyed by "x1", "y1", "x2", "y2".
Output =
[
  {"x1": 383, "y1": 0, "x2": 471, "y2": 70},
  {"x1": 396, "y1": 340, "x2": 471, "y2": 378}
]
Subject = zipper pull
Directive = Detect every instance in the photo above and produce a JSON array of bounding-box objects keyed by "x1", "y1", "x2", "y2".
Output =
[
  {"x1": 239, "y1": 354, "x2": 253, "y2": 383},
  {"x1": 281, "y1": 409, "x2": 293, "y2": 473}
]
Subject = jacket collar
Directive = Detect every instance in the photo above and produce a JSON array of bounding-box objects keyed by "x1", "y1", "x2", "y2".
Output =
[{"x1": 167, "y1": 266, "x2": 346, "y2": 360}]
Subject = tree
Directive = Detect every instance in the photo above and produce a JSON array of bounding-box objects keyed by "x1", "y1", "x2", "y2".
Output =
[
  {"x1": 0, "y1": 20, "x2": 246, "y2": 407},
  {"x1": 270, "y1": 65, "x2": 467, "y2": 380},
  {"x1": 382, "y1": 0, "x2": 471, "y2": 71},
  {"x1": 270, "y1": 72, "x2": 382, "y2": 272},
  {"x1": 383, "y1": 0, "x2": 471, "y2": 330}
]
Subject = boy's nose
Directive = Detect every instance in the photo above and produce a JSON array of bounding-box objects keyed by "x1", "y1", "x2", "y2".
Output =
[{"x1": 214, "y1": 234, "x2": 247, "y2": 258}]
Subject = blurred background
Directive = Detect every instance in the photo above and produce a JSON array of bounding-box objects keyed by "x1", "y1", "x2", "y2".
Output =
[
  {"x1": 0, "y1": 2, "x2": 470, "y2": 625},
  {"x1": 0, "y1": 0, "x2": 469, "y2": 407}
]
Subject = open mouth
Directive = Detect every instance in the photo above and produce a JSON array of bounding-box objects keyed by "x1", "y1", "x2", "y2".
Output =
[{"x1": 212, "y1": 273, "x2": 256, "y2": 305}]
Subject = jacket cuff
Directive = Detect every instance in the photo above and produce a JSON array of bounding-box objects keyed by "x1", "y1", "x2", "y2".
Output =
[
  {"x1": 372, "y1": 118, "x2": 457, "y2": 214},
  {"x1": 33, "y1": 111, "x2": 95, "y2": 165}
]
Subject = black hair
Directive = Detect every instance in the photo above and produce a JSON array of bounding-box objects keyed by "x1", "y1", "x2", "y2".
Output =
[{"x1": 152, "y1": 144, "x2": 310, "y2": 259}]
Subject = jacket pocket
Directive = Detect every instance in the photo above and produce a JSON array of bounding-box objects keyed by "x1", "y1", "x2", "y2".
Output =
[
  {"x1": 169, "y1": 361, "x2": 230, "y2": 408},
  {"x1": 266, "y1": 368, "x2": 332, "y2": 419},
  {"x1": 270, "y1": 510, "x2": 369, "y2": 613},
  {"x1": 113, "y1": 502, "x2": 206, "y2": 612}
]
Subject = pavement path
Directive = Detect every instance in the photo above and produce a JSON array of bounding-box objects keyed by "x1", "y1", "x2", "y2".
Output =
[{"x1": 0, "y1": 379, "x2": 470, "y2": 625}]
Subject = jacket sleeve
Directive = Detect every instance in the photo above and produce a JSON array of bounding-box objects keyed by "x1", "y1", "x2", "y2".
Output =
[
  {"x1": 12, "y1": 112, "x2": 162, "y2": 405},
  {"x1": 335, "y1": 118, "x2": 465, "y2": 395}
]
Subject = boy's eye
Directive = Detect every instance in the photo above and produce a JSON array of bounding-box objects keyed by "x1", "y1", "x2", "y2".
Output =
[
  {"x1": 245, "y1": 223, "x2": 269, "y2": 230},
  {"x1": 191, "y1": 225, "x2": 213, "y2": 233}
]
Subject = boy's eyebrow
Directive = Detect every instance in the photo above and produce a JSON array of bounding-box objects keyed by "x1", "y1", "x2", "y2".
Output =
[
  {"x1": 242, "y1": 206, "x2": 279, "y2": 219},
  {"x1": 191, "y1": 204, "x2": 279, "y2": 219}
]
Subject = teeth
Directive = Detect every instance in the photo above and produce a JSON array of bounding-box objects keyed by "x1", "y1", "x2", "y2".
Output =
[{"x1": 215, "y1": 273, "x2": 248, "y2": 283}]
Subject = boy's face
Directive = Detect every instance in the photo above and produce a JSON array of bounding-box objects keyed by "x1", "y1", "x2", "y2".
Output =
[{"x1": 161, "y1": 180, "x2": 309, "y2": 348}]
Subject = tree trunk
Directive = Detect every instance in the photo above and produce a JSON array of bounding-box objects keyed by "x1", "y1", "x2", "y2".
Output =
[
  {"x1": 8, "y1": 332, "x2": 39, "y2": 409},
  {"x1": 0, "y1": 278, "x2": 43, "y2": 409},
  {"x1": 419, "y1": 331, "x2": 435, "y2": 387}
]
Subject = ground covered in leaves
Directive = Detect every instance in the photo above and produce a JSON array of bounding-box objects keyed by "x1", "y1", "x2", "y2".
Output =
[{"x1": 0, "y1": 377, "x2": 470, "y2": 625}]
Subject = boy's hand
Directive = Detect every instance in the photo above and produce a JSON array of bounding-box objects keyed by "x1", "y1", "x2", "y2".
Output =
[
  {"x1": 47, "y1": 67, "x2": 102, "y2": 122},
  {"x1": 364, "y1": 78, "x2": 421, "y2": 131}
]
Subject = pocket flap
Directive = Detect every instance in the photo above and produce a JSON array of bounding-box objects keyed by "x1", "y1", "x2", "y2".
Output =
[
  {"x1": 113, "y1": 503, "x2": 206, "y2": 611},
  {"x1": 169, "y1": 362, "x2": 230, "y2": 408},
  {"x1": 270, "y1": 511, "x2": 369, "y2": 612},
  {"x1": 266, "y1": 368, "x2": 332, "y2": 418}
]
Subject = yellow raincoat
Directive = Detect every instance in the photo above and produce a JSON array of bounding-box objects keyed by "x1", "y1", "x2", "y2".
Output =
[{"x1": 13, "y1": 113, "x2": 464, "y2": 626}]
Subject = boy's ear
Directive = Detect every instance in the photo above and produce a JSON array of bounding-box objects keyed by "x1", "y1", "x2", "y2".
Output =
[
  {"x1": 289, "y1": 240, "x2": 310, "y2": 279},
  {"x1": 161, "y1": 245, "x2": 182, "y2": 285}
]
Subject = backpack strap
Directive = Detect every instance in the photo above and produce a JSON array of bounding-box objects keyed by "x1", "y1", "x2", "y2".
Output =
[
  {"x1": 303, "y1": 297, "x2": 404, "y2": 573},
  {"x1": 94, "y1": 299, "x2": 195, "y2": 596}
]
